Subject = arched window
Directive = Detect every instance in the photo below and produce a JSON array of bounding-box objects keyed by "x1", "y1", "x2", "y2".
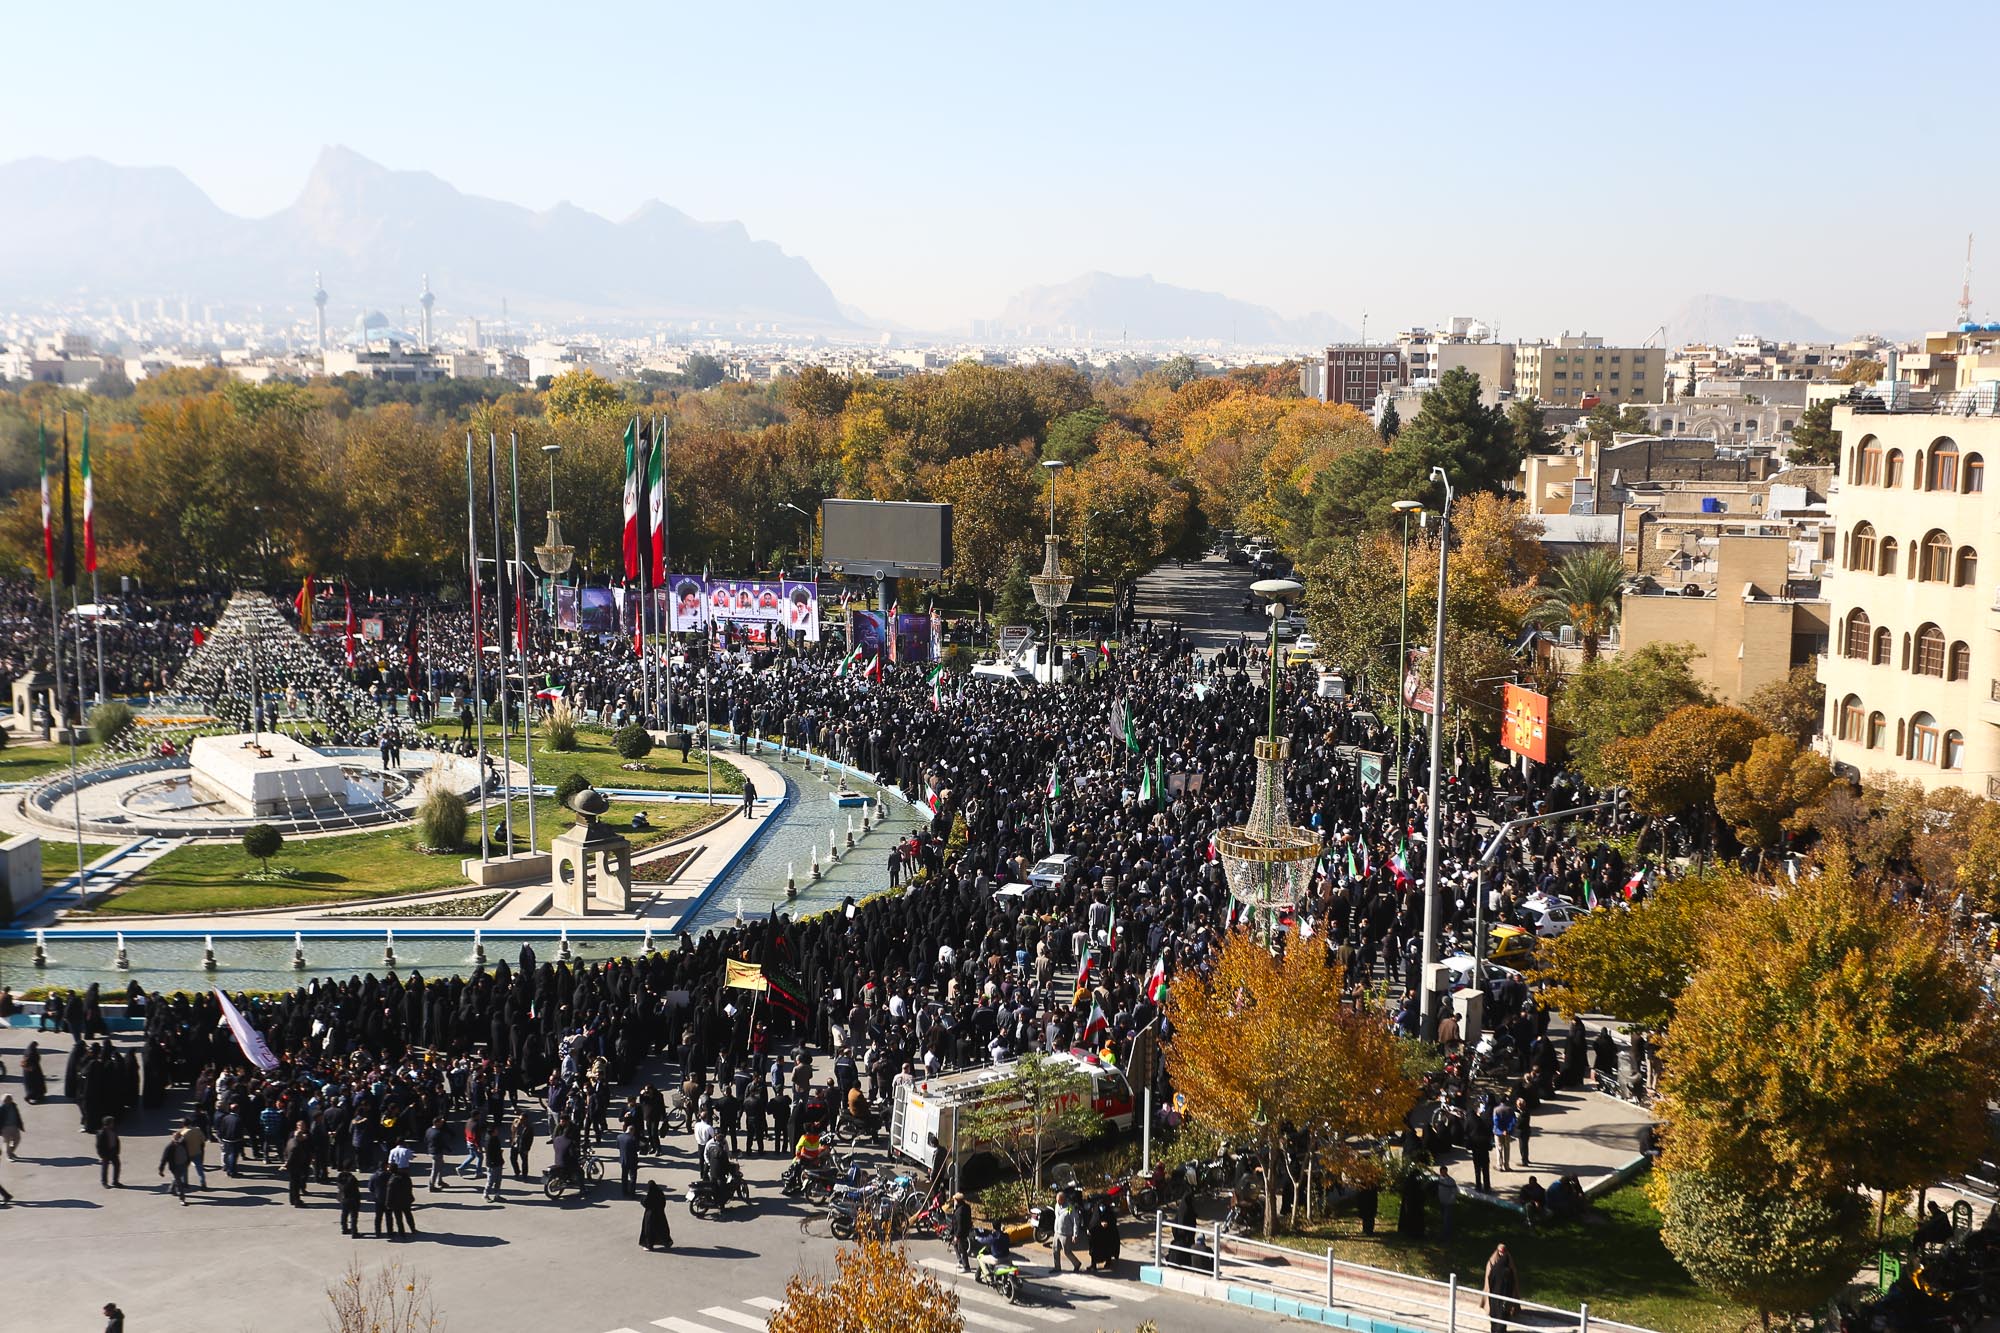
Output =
[
  {"x1": 1921, "y1": 530, "x2": 1954, "y2": 582},
  {"x1": 1839, "y1": 694, "x2": 1864, "y2": 740},
  {"x1": 1930, "y1": 438, "x2": 1960, "y2": 491},
  {"x1": 1946, "y1": 730, "x2": 1966, "y2": 770},
  {"x1": 1867, "y1": 711, "x2": 1887, "y2": 750},
  {"x1": 1880, "y1": 536, "x2": 1899, "y2": 577},
  {"x1": 1857, "y1": 436, "x2": 1883, "y2": 485},
  {"x1": 1844, "y1": 609, "x2": 1872, "y2": 658},
  {"x1": 1966, "y1": 453, "x2": 1984, "y2": 493},
  {"x1": 1911, "y1": 712, "x2": 1940, "y2": 764},
  {"x1": 1885, "y1": 449, "x2": 1905, "y2": 487},
  {"x1": 1950, "y1": 641, "x2": 1972, "y2": 681},
  {"x1": 1958, "y1": 546, "x2": 1979, "y2": 587},
  {"x1": 1851, "y1": 522, "x2": 1877, "y2": 570},
  {"x1": 1873, "y1": 625, "x2": 1893, "y2": 664},
  {"x1": 1914, "y1": 624, "x2": 1946, "y2": 677}
]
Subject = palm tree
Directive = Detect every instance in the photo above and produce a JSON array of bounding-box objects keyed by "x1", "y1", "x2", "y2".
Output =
[{"x1": 1530, "y1": 549, "x2": 1626, "y2": 663}]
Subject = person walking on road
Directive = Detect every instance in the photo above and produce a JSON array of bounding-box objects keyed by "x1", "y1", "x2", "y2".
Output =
[
  {"x1": 1484, "y1": 1243, "x2": 1520, "y2": 1333},
  {"x1": 1492, "y1": 1100, "x2": 1516, "y2": 1173},
  {"x1": 0, "y1": 1093, "x2": 23, "y2": 1160},
  {"x1": 102, "y1": 1303, "x2": 125, "y2": 1333},
  {"x1": 1513, "y1": 1097, "x2": 1533, "y2": 1167},
  {"x1": 640, "y1": 1179, "x2": 674, "y2": 1251},
  {"x1": 950, "y1": 1191, "x2": 975, "y2": 1270},
  {"x1": 158, "y1": 1128, "x2": 192, "y2": 1204}
]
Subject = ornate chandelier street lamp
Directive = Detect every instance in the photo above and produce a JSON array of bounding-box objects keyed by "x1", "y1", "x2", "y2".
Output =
[
  {"x1": 1028, "y1": 459, "x2": 1071, "y2": 683},
  {"x1": 1215, "y1": 577, "x2": 1319, "y2": 943},
  {"x1": 534, "y1": 443, "x2": 573, "y2": 580}
]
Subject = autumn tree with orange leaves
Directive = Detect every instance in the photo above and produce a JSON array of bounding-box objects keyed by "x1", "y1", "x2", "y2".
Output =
[
  {"x1": 1162, "y1": 931, "x2": 1417, "y2": 1238},
  {"x1": 768, "y1": 1225, "x2": 962, "y2": 1333}
]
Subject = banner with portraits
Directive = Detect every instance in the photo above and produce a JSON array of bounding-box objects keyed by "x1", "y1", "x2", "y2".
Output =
[{"x1": 664, "y1": 576, "x2": 820, "y2": 640}]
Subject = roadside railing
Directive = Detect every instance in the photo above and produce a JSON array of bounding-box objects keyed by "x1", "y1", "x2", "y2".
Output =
[{"x1": 1153, "y1": 1216, "x2": 1658, "y2": 1333}]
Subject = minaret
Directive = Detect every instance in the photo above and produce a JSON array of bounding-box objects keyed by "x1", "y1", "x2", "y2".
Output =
[
  {"x1": 419, "y1": 273, "x2": 435, "y2": 352},
  {"x1": 313, "y1": 271, "x2": 328, "y2": 351}
]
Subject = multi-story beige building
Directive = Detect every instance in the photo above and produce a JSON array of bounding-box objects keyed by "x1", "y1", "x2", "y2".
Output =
[
  {"x1": 1515, "y1": 334, "x2": 1664, "y2": 406},
  {"x1": 1622, "y1": 534, "x2": 1828, "y2": 704},
  {"x1": 1818, "y1": 402, "x2": 2000, "y2": 794}
]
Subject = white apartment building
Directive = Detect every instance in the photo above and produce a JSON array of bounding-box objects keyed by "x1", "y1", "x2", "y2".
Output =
[{"x1": 1818, "y1": 399, "x2": 2000, "y2": 794}]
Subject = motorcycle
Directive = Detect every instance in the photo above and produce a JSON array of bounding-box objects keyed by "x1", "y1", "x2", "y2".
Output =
[
  {"x1": 689, "y1": 1164, "x2": 750, "y2": 1217},
  {"x1": 541, "y1": 1154, "x2": 603, "y2": 1201},
  {"x1": 972, "y1": 1231, "x2": 1026, "y2": 1305},
  {"x1": 781, "y1": 1156, "x2": 849, "y2": 1202}
]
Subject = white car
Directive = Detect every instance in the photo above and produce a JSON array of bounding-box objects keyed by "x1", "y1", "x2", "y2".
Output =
[{"x1": 1521, "y1": 892, "x2": 1585, "y2": 938}]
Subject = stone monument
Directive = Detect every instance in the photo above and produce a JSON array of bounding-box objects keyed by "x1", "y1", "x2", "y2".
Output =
[{"x1": 549, "y1": 787, "x2": 632, "y2": 916}]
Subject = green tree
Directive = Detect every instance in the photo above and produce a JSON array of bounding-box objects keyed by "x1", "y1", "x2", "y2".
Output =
[
  {"x1": 1505, "y1": 396, "x2": 1549, "y2": 454},
  {"x1": 1713, "y1": 733, "x2": 1833, "y2": 849},
  {"x1": 1376, "y1": 400, "x2": 1400, "y2": 443},
  {"x1": 1742, "y1": 664, "x2": 1824, "y2": 745},
  {"x1": 684, "y1": 353, "x2": 727, "y2": 391},
  {"x1": 923, "y1": 445, "x2": 1040, "y2": 617},
  {"x1": 242, "y1": 823, "x2": 284, "y2": 874},
  {"x1": 543, "y1": 368, "x2": 626, "y2": 427},
  {"x1": 1836, "y1": 357, "x2": 1884, "y2": 384},
  {"x1": 786, "y1": 365, "x2": 852, "y2": 419},
  {"x1": 1527, "y1": 549, "x2": 1625, "y2": 663},
  {"x1": 1581, "y1": 401, "x2": 1650, "y2": 446},
  {"x1": 1537, "y1": 867, "x2": 1745, "y2": 1031},
  {"x1": 1784, "y1": 398, "x2": 1839, "y2": 466},
  {"x1": 1653, "y1": 1170, "x2": 1871, "y2": 1331},
  {"x1": 1043, "y1": 405, "x2": 1109, "y2": 463},
  {"x1": 1658, "y1": 859, "x2": 2000, "y2": 1197},
  {"x1": 1307, "y1": 369, "x2": 1518, "y2": 531},
  {"x1": 1160, "y1": 354, "x2": 1200, "y2": 390},
  {"x1": 956, "y1": 1052, "x2": 1106, "y2": 1192},
  {"x1": 1551, "y1": 641, "x2": 1712, "y2": 786},
  {"x1": 994, "y1": 557, "x2": 1033, "y2": 626}
]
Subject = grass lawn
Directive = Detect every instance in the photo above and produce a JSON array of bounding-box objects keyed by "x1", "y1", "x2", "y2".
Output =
[
  {"x1": 94, "y1": 796, "x2": 724, "y2": 916},
  {"x1": 42, "y1": 839, "x2": 122, "y2": 888},
  {"x1": 1281, "y1": 1182, "x2": 1753, "y2": 1333},
  {"x1": 423, "y1": 722, "x2": 744, "y2": 794},
  {"x1": 0, "y1": 740, "x2": 102, "y2": 782}
]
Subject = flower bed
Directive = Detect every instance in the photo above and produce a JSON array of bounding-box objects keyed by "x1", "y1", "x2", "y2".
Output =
[
  {"x1": 336, "y1": 891, "x2": 509, "y2": 919},
  {"x1": 632, "y1": 849, "x2": 700, "y2": 883}
]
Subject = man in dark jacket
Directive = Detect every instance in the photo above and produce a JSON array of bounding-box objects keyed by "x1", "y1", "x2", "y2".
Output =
[
  {"x1": 389, "y1": 1165, "x2": 418, "y2": 1236},
  {"x1": 369, "y1": 1164, "x2": 393, "y2": 1236}
]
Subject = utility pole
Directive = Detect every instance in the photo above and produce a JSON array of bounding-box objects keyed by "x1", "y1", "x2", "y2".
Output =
[{"x1": 1418, "y1": 468, "x2": 1454, "y2": 1041}]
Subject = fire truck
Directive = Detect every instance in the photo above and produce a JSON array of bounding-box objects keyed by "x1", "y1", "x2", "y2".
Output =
[{"x1": 890, "y1": 1050, "x2": 1136, "y2": 1174}]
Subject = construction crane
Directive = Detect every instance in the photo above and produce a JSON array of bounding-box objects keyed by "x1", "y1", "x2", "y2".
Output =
[{"x1": 1960, "y1": 233, "x2": 1976, "y2": 327}]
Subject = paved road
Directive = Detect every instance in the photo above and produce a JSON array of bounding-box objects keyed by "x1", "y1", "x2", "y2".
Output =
[
  {"x1": 1131, "y1": 553, "x2": 1263, "y2": 656},
  {"x1": 0, "y1": 1027, "x2": 1239, "y2": 1333}
]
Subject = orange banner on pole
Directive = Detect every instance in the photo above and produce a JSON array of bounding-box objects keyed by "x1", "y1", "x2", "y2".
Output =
[
  {"x1": 1501, "y1": 684, "x2": 1549, "y2": 764},
  {"x1": 724, "y1": 959, "x2": 767, "y2": 992}
]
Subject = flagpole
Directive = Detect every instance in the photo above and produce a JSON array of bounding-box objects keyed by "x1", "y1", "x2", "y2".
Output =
[
  {"x1": 59, "y1": 412, "x2": 86, "y2": 899},
  {"x1": 704, "y1": 609, "x2": 714, "y2": 804},
  {"x1": 659, "y1": 415, "x2": 673, "y2": 733},
  {"x1": 465, "y1": 432, "x2": 490, "y2": 861},
  {"x1": 84, "y1": 410, "x2": 104, "y2": 707},
  {"x1": 510, "y1": 432, "x2": 536, "y2": 851},
  {"x1": 487, "y1": 433, "x2": 513, "y2": 856}
]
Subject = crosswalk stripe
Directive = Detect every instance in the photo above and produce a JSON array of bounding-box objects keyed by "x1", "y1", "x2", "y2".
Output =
[
  {"x1": 652, "y1": 1319, "x2": 727, "y2": 1333},
  {"x1": 955, "y1": 1308, "x2": 1032, "y2": 1333},
  {"x1": 698, "y1": 1310, "x2": 768, "y2": 1332},
  {"x1": 1045, "y1": 1270, "x2": 1154, "y2": 1303},
  {"x1": 605, "y1": 1328, "x2": 645, "y2": 1333},
  {"x1": 742, "y1": 1299, "x2": 783, "y2": 1312}
]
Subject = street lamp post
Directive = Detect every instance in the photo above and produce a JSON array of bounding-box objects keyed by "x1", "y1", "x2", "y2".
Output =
[
  {"x1": 1417, "y1": 468, "x2": 1454, "y2": 1041},
  {"x1": 1391, "y1": 498, "x2": 1424, "y2": 815},
  {"x1": 1029, "y1": 460, "x2": 1071, "y2": 684},
  {"x1": 1215, "y1": 577, "x2": 1319, "y2": 943},
  {"x1": 782, "y1": 502, "x2": 819, "y2": 582}
]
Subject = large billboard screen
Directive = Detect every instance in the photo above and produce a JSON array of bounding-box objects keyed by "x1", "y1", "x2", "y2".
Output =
[{"x1": 821, "y1": 499, "x2": 952, "y2": 576}]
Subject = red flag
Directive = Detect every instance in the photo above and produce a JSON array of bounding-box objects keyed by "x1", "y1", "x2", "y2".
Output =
[
  {"x1": 1082, "y1": 1001, "x2": 1109, "y2": 1045},
  {"x1": 343, "y1": 582, "x2": 356, "y2": 669},
  {"x1": 1145, "y1": 954, "x2": 1167, "y2": 1003},
  {"x1": 191, "y1": 627, "x2": 205, "y2": 647},
  {"x1": 294, "y1": 576, "x2": 313, "y2": 632}
]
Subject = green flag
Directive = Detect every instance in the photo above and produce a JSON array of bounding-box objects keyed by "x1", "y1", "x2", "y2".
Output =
[
  {"x1": 1123, "y1": 702, "x2": 1139, "y2": 754},
  {"x1": 1138, "y1": 762, "x2": 1155, "y2": 804}
]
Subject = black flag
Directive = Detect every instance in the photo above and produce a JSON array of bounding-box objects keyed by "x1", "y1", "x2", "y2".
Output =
[
  {"x1": 59, "y1": 415, "x2": 76, "y2": 589},
  {"x1": 404, "y1": 617, "x2": 421, "y2": 691}
]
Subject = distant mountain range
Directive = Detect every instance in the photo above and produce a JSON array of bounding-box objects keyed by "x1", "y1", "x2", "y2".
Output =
[
  {"x1": 1663, "y1": 294, "x2": 1847, "y2": 347},
  {"x1": 992, "y1": 272, "x2": 1354, "y2": 346},
  {"x1": 0, "y1": 147, "x2": 847, "y2": 327}
]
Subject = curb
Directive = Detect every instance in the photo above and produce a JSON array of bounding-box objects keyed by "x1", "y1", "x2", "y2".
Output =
[{"x1": 1140, "y1": 1265, "x2": 1431, "y2": 1333}]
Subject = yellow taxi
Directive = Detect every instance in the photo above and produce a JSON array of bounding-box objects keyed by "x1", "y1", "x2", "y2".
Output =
[{"x1": 1487, "y1": 924, "x2": 1537, "y2": 966}]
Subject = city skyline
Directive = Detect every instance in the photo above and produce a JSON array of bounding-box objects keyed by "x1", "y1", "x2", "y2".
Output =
[{"x1": 0, "y1": 2, "x2": 1993, "y2": 338}]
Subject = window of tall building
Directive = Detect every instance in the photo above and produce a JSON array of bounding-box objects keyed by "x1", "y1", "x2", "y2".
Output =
[
  {"x1": 1957, "y1": 547, "x2": 1978, "y2": 587},
  {"x1": 1885, "y1": 450, "x2": 1904, "y2": 487},
  {"x1": 1873, "y1": 625, "x2": 1893, "y2": 664},
  {"x1": 1858, "y1": 439, "x2": 1883, "y2": 485},
  {"x1": 1850, "y1": 522, "x2": 1876, "y2": 570},
  {"x1": 1910, "y1": 712, "x2": 1940, "y2": 763},
  {"x1": 1949, "y1": 640, "x2": 1971, "y2": 681},
  {"x1": 1946, "y1": 730, "x2": 1966, "y2": 770},
  {"x1": 1914, "y1": 625, "x2": 1946, "y2": 677},
  {"x1": 1845, "y1": 609, "x2": 1872, "y2": 658},
  {"x1": 1840, "y1": 695, "x2": 1864, "y2": 739},
  {"x1": 1930, "y1": 438, "x2": 1959, "y2": 491},
  {"x1": 1867, "y1": 711, "x2": 1887, "y2": 749},
  {"x1": 1921, "y1": 530, "x2": 1954, "y2": 582},
  {"x1": 1966, "y1": 454, "x2": 1985, "y2": 492},
  {"x1": 1881, "y1": 537, "x2": 1899, "y2": 577}
]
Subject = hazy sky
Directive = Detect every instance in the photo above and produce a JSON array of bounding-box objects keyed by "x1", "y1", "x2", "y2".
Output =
[{"x1": 4, "y1": 1, "x2": 1990, "y2": 337}]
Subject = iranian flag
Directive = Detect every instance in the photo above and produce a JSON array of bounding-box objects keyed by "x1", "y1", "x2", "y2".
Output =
[
  {"x1": 1097, "y1": 639, "x2": 1111, "y2": 659},
  {"x1": 926, "y1": 663, "x2": 946, "y2": 711},
  {"x1": 1623, "y1": 868, "x2": 1647, "y2": 901},
  {"x1": 1082, "y1": 1000, "x2": 1109, "y2": 1046},
  {"x1": 1144, "y1": 954, "x2": 1167, "y2": 1003},
  {"x1": 621, "y1": 418, "x2": 642, "y2": 580},
  {"x1": 646, "y1": 422, "x2": 667, "y2": 583},
  {"x1": 834, "y1": 645, "x2": 863, "y2": 677},
  {"x1": 1046, "y1": 764, "x2": 1062, "y2": 800},
  {"x1": 343, "y1": 582, "x2": 356, "y2": 669},
  {"x1": 1075, "y1": 952, "x2": 1095, "y2": 993},
  {"x1": 80, "y1": 413, "x2": 96, "y2": 574},
  {"x1": 865, "y1": 653, "x2": 882, "y2": 682},
  {"x1": 37, "y1": 420, "x2": 53, "y2": 580}
]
